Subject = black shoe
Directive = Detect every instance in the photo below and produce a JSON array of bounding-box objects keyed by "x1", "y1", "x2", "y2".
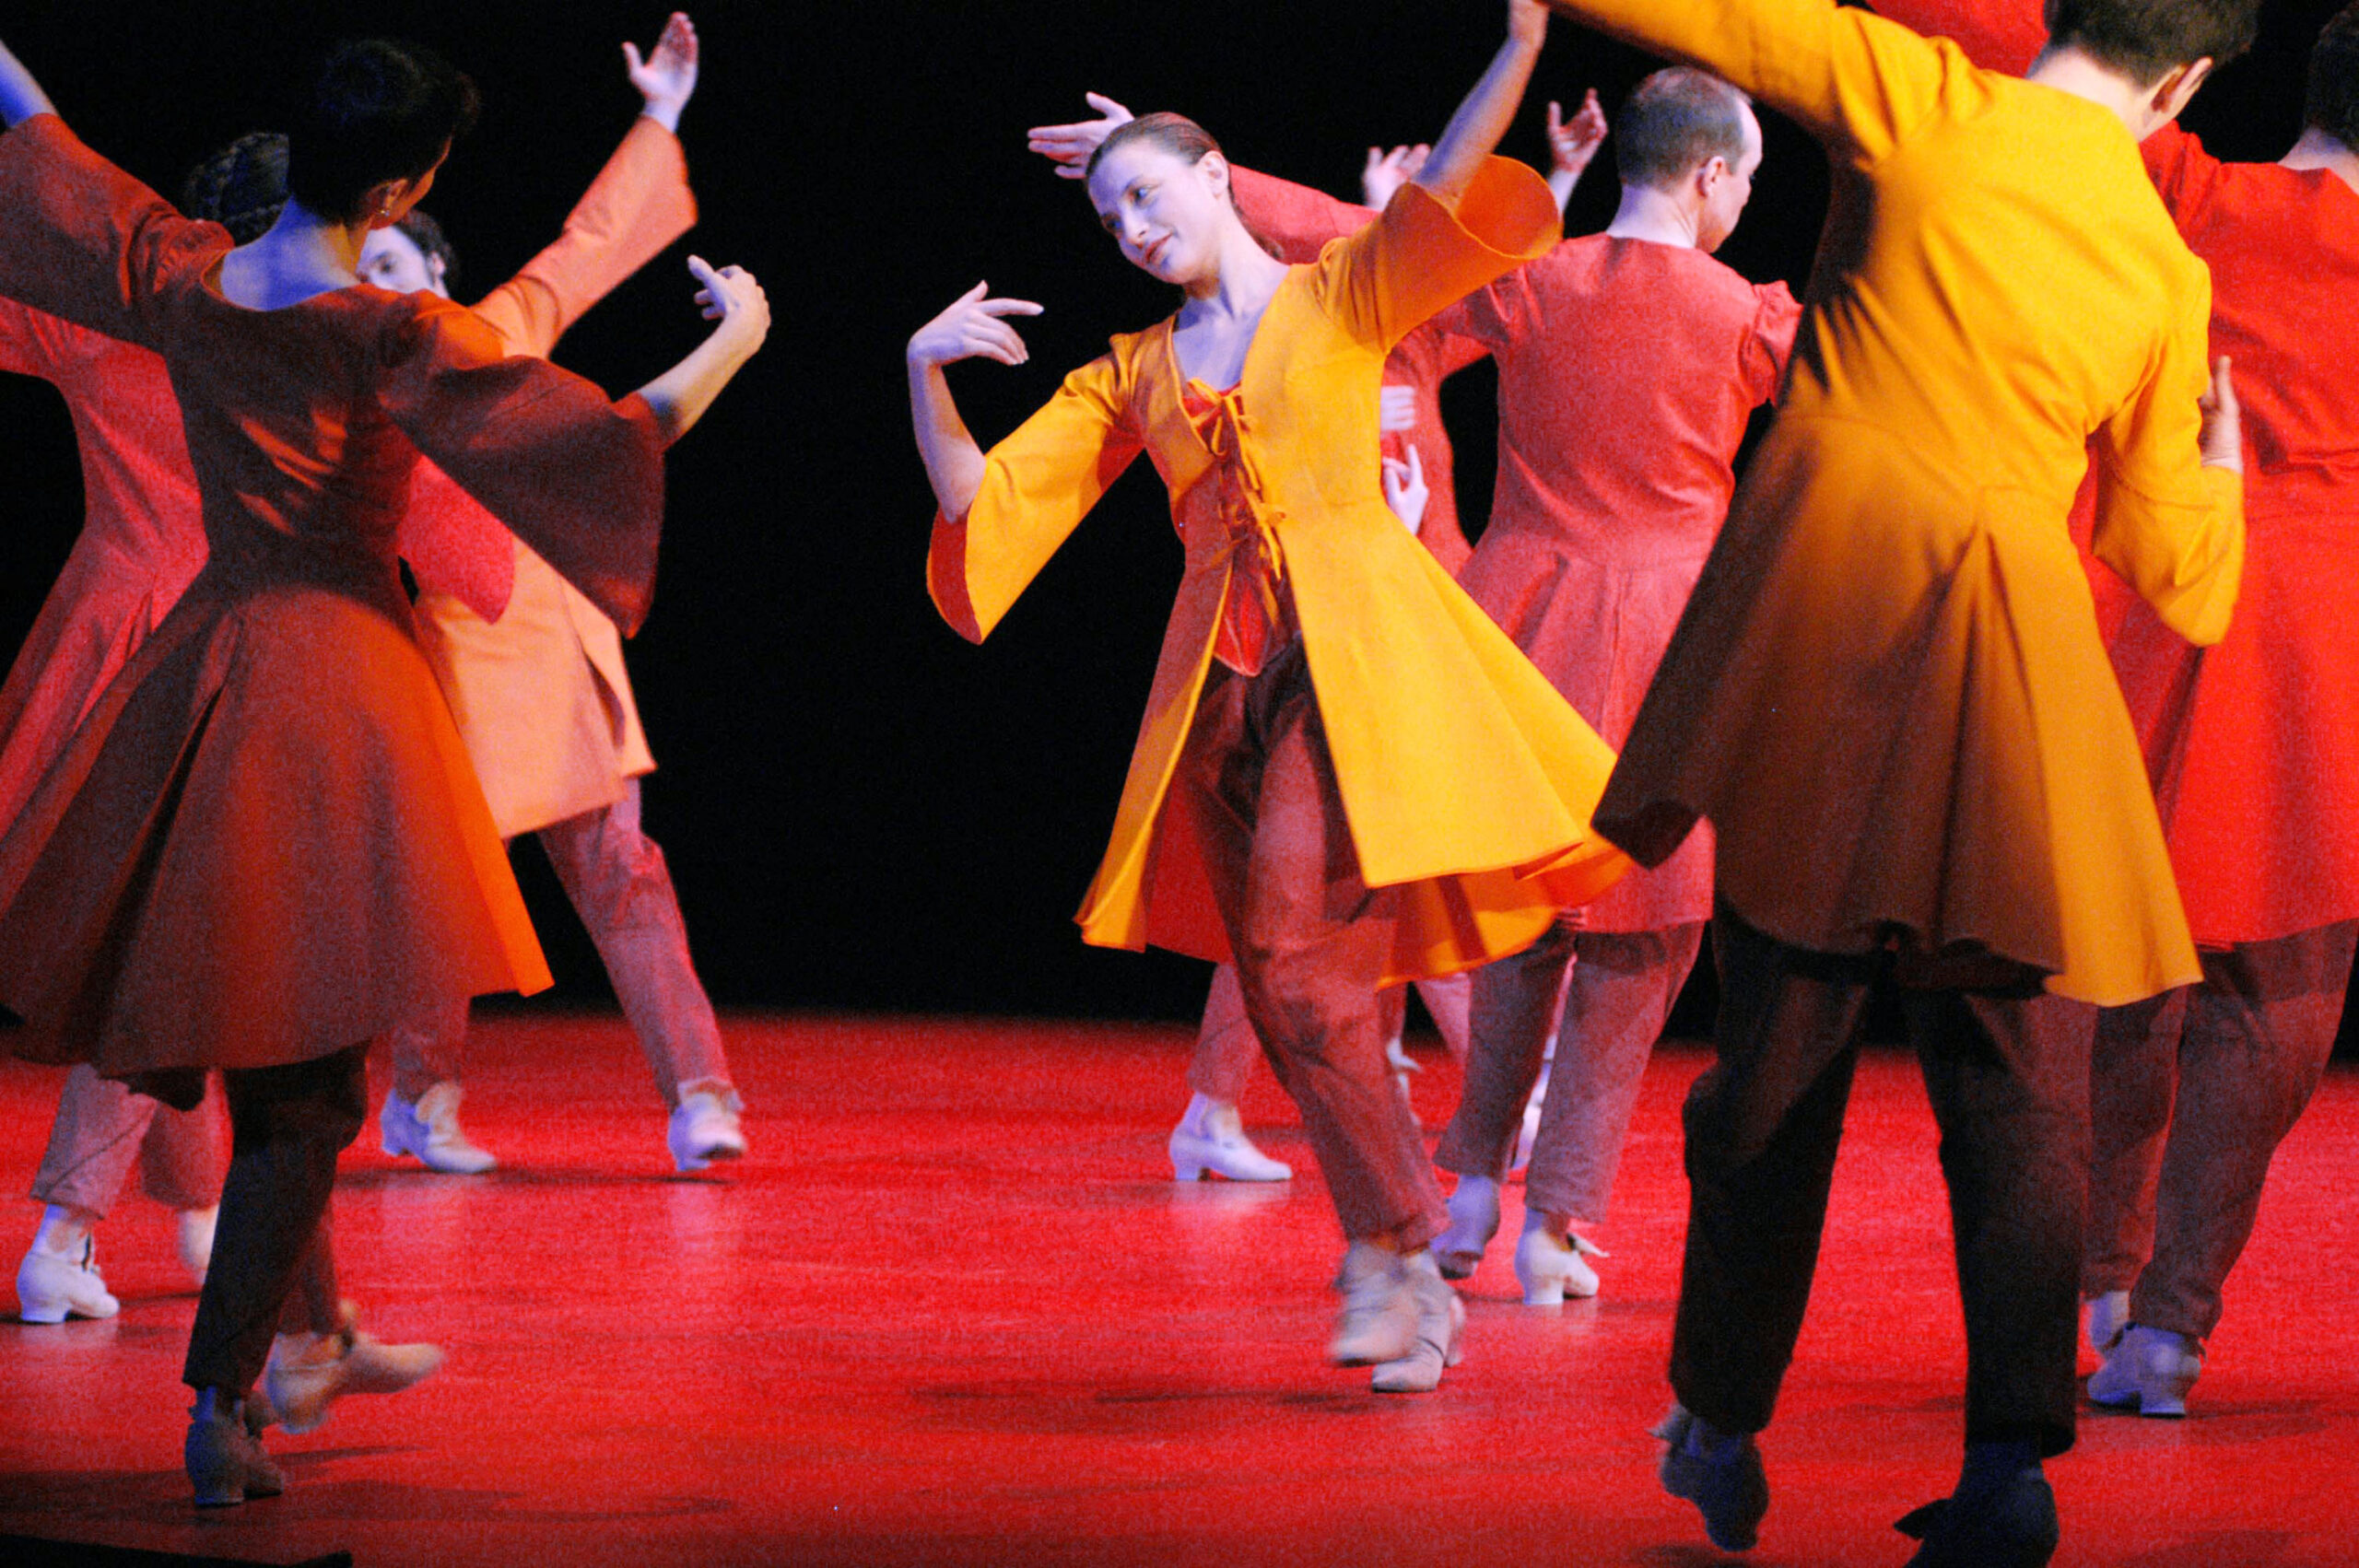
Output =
[
  {"x1": 1656, "y1": 1405, "x2": 1769, "y2": 1551},
  {"x1": 1895, "y1": 1471, "x2": 2059, "y2": 1567}
]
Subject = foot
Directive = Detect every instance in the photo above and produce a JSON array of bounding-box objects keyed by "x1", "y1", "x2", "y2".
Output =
[
  {"x1": 175, "y1": 1207, "x2": 217, "y2": 1288},
  {"x1": 667, "y1": 1086, "x2": 747, "y2": 1173},
  {"x1": 2083, "y1": 1290, "x2": 2129, "y2": 1356},
  {"x1": 1512, "y1": 1220, "x2": 1607, "y2": 1305},
  {"x1": 263, "y1": 1302, "x2": 444, "y2": 1435},
  {"x1": 186, "y1": 1394, "x2": 285, "y2": 1508},
  {"x1": 1895, "y1": 1469, "x2": 2060, "y2": 1567},
  {"x1": 17, "y1": 1236, "x2": 120, "y2": 1324},
  {"x1": 1370, "y1": 1255, "x2": 1465, "y2": 1393},
  {"x1": 1168, "y1": 1094, "x2": 1291, "y2": 1182},
  {"x1": 2087, "y1": 1323, "x2": 2201, "y2": 1417},
  {"x1": 1655, "y1": 1403, "x2": 1769, "y2": 1552},
  {"x1": 1329, "y1": 1242, "x2": 1415, "y2": 1366},
  {"x1": 1431, "y1": 1176, "x2": 1500, "y2": 1281},
  {"x1": 381, "y1": 1082, "x2": 497, "y2": 1175}
]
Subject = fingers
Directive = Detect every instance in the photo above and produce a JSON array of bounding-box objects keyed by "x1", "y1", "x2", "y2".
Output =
[
  {"x1": 1403, "y1": 441, "x2": 1424, "y2": 483},
  {"x1": 622, "y1": 41, "x2": 644, "y2": 73},
  {"x1": 1084, "y1": 91, "x2": 1131, "y2": 118},
  {"x1": 977, "y1": 298, "x2": 1045, "y2": 318},
  {"x1": 1547, "y1": 99, "x2": 1564, "y2": 135}
]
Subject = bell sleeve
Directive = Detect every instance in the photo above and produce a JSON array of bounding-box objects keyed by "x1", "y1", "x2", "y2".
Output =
[
  {"x1": 376, "y1": 293, "x2": 665, "y2": 635},
  {"x1": 1743, "y1": 282, "x2": 1803, "y2": 405},
  {"x1": 395, "y1": 460, "x2": 521, "y2": 624},
  {"x1": 1312, "y1": 158, "x2": 1560, "y2": 353}
]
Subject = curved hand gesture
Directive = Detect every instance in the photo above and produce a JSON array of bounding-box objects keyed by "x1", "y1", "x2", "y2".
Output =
[
  {"x1": 909, "y1": 282, "x2": 1044, "y2": 369},
  {"x1": 688, "y1": 254, "x2": 769, "y2": 348},
  {"x1": 1361, "y1": 145, "x2": 1431, "y2": 211},
  {"x1": 1381, "y1": 444, "x2": 1429, "y2": 536},
  {"x1": 626, "y1": 13, "x2": 699, "y2": 125},
  {"x1": 1027, "y1": 92, "x2": 1135, "y2": 179},
  {"x1": 1547, "y1": 90, "x2": 1608, "y2": 177}
]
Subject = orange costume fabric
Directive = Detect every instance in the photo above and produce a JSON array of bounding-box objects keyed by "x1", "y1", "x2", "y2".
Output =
[
  {"x1": 1227, "y1": 166, "x2": 1485, "y2": 574},
  {"x1": 1436, "y1": 239, "x2": 1800, "y2": 932},
  {"x1": 1566, "y1": 0, "x2": 2243, "y2": 1006},
  {"x1": 0, "y1": 116, "x2": 665, "y2": 1079},
  {"x1": 408, "y1": 116, "x2": 696, "y2": 838},
  {"x1": 929, "y1": 160, "x2": 1632, "y2": 984},
  {"x1": 1879, "y1": 0, "x2": 2359, "y2": 949}
]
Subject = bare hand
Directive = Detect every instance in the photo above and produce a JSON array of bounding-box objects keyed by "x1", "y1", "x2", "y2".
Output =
[
  {"x1": 1360, "y1": 145, "x2": 1431, "y2": 210},
  {"x1": 626, "y1": 13, "x2": 698, "y2": 129},
  {"x1": 1381, "y1": 444, "x2": 1429, "y2": 536},
  {"x1": 688, "y1": 254, "x2": 768, "y2": 350},
  {"x1": 1547, "y1": 90, "x2": 1607, "y2": 176},
  {"x1": 1508, "y1": 0, "x2": 1551, "y2": 50},
  {"x1": 908, "y1": 281, "x2": 1044, "y2": 369},
  {"x1": 1378, "y1": 384, "x2": 1418, "y2": 435},
  {"x1": 1027, "y1": 92, "x2": 1134, "y2": 179},
  {"x1": 2199, "y1": 355, "x2": 2242, "y2": 471}
]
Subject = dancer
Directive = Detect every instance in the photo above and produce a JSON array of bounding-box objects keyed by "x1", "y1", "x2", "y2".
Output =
[
  {"x1": 365, "y1": 12, "x2": 747, "y2": 1177},
  {"x1": 913, "y1": 0, "x2": 1629, "y2": 1393},
  {"x1": 1538, "y1": 0, "x2": 2249, "y2": 1559},
  {"x1": 1028, "y1": 87, "x2": 1612, "y2": 1185},
  {"x1": 1869, "y1": 0, "x2": 2359, "y2": 1421},
  {"x1": 1424, "y1": 65, "x2": 1800, "y2": 1304},
  {"x1": 0, "y1": 30, "x2": 767, "y2": 1504}
]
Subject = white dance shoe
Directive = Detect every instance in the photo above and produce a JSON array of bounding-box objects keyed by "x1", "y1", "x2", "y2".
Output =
[
  {"x1": 2084, "y1": 1290, "x2": 2130, "y2": 1356},
  {"x1": 1329, "y1": 1242, "x2": 1417, "y2": 1366},
  {"x1": 175, "y1": 1206, "x2": 217, "y2": 1288},
  {"x1": 1168, "y1": 1094, "x2": 1291, "y2": 1182},
  {"x1": 1513, "y1": 1219, "x2": 1608, "y2": 1305},
  {"x1": 16, "y1": 1235, "x2": 120, "y2": 1323},
  {"x1": 2086, "y1": 1323, "x2": 2201, "y2": 1418},
  {"x1": 1370, "y1": 1254, "x2": 1465, "y2": 1393},
  {"x1": 1432, "y1": 1176, "x2": 1500, "y2": 1281},
  {"x1": 381, "y1": 1082, "x2": 497, "y2": 1175},
  {"x1": 668, "y1": 1086, "x2": 747, "y2": 1173},
  {"x1": 263, "y1": 1302, "x2": 444, "y2": 1435}
]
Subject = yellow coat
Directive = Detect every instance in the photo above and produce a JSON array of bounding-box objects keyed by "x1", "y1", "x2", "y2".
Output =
[
  {"x1": 929, "y1": 160, "x2": 1632, "y2": 984},
  {"x1": 1564, "y1": 0, "x2": 2244, "y2": 1004}
]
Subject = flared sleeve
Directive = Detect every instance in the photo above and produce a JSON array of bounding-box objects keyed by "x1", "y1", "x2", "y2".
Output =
[
  {"x1": 1743, "y1": 282, "x2": 1804, "y2": 403},
  {"x1": 395, "y1": 460, "x2": 520, "y2": 624},
  {"x1": 467, "y1": 115, "x2": 698, "y2": 359},
  {"x1": 376, "y1": 293, "x2": 665, "y2": 635},
  {"x1": 1313, "y1": 157, "x2": 1560, "y2": 353},
  {"x1": 1227, "y1": 166, "x2": 1373, "y2": 265},
  {"x1": 927, "y1": 350, "x2": 1142, "y2": 644},
  {"x1": 0, "y1": 116, "x2": 227, "y2": 351}
]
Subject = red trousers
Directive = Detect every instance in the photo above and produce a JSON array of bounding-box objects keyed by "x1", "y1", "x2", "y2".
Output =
[
  {"x1": 1176, "y1": 639, "x2": 1446, "y2": 1250},
  {"x1": 30, "y1": 1062, "x2": 222, "y2": 1217},
  {"x1": 2083, "y1": 919, "x2": 2357, "y2": 1342}
]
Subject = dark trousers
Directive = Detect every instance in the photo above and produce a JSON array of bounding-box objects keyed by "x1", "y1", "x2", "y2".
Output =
[
  {"x1": 1178, "y1": 638, "x2": 1445, "y2": 1250},
  {"x1": 1671, "y1": 908, "x2": 2094, "y2": 1457},
  {"x1": 182, "y1": 1044, "x2": 367, "y2": 1396}
]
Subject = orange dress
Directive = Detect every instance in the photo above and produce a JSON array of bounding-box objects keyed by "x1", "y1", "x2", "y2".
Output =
[
  {"x1": 929, "y1": 160, "x2": 1632, "y2": 985},
  {"x1": 0, "y1": 116, "x2": 665, "y2": 1078}
]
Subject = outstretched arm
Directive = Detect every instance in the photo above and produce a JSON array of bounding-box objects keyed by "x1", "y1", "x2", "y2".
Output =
[
  {"x1": 625, "y1": 11, "x2": 698, "y2": 134},
  {"x1": 1416, "y1": 0, "x2": 1549, "y2": 204},
  {"x1": 632, "y1": 255, "x2": 769, "y2": 445},
  {"x1": 0, "y1": 39, "x2": 57, "y2": 125},
  {"x1": 906, "y1": 281, "x2": 1043, "y2": 520}
]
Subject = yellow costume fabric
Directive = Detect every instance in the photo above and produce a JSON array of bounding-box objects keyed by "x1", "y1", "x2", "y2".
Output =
[
  {"x1": 1557, "y1": 0, "x2": 2244, "y2": 1004},
  {"x1": 929, "y1": 159, "x2": 1632, "y2": 984}
]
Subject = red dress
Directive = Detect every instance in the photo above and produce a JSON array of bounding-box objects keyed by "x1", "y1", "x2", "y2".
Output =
[
  {"x1": 1438, "y1": 239, "x2": 1798, "y2": 931},
  {"x1": 0, "y1": 116, "x2": 664, "y2": 1079}
]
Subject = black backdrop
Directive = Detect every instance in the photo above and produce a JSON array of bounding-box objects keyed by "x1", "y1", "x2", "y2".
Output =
[{"x1": 0, "y1": 1, "x2": 2338, "y2": 1024}]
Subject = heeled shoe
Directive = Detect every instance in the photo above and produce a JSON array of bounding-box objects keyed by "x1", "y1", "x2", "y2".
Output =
[
  {"x1": 381, "y1": 1082, "x2": 497, "y2": 1175},
  {"x1": 1370, "y1": 1256, "x2": 1465, "y2": 1393},
  {"x1": 2086, "y1": 1323, "x2": 2201, "y2": 1417},
  {"x1": 16, "y1": 1236, "x2": 120, "y2": 1324},
  {"x1": 1431, "y1": 1176, "x2": 1500, "y2": 1281},
  {"x1": 263, "y1": 1301, "x2": 444, "y2": 1435},
  {"x1": 1895, "y1": 1469, "x2": 2060, "y2": 1567},
  {"x1": 1168, "y1": 1096, "x2": 1291, "y2": 1182},
  {"x1": 668, "y1": 1086, "x2": 748, "y2": 1173},
  {"x1": 1328, "y1": 1243, "x2": 1415, "y2": 1366},
  {"x1": 1513, "y1": 1222, "x2": 1607, "y2": 1305},
  {"x1": 1655, "y1": 1403, "x2": 1769, "y2": 1552},
  {"x1": 186, "y1": 1396, "x2": 285, "y2": 1507}
]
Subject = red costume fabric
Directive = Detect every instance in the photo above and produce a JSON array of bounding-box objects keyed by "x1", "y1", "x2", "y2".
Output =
[
  {"x1": 0, "y1": 116, "x2": 664, "y2": 1079},
  {"x1": 1437, "y1": 239, "x2": 1799, "y2": 930},
  {"x1": 1228, "y1": 167, "x2": 1485, "y2": 575}
]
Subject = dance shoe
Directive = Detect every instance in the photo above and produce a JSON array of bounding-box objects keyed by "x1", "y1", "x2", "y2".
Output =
[
  {"x1": 1168, "y1": 1095, "x2": 1291, "y2": 1182},
  {"x1": 668, "y1": 1086, "x2": 748, "y2": 1173},
  {"x1": 263, "y1": 1302, "x2": 444, "y2": 1435},
  {"x1": 2086, "y1": 1323, "x2": 2201, "y2": 1417},
  {"x1": 1370, "y1": 1255, "x2": 1464, "y2": 1393},
  {"x1": 1655, "y1": 1403, "x2": 1769, "y2": 1552},
  {"x1": 1329, "y1": 1243, "x2": 1416, "y2": 1366},
  {"x1": 2084, "y1": 1290, "x2": 2129, "y2": 1356},
  {"x1": 1432, "y1": 1176, "x2": 1500, "y2": 1281},
  {"x1": 1512, "y1": 1222, "x2": 1607, "y2": 1305},
  {"x1": 175, "y1": 1206, "x2": 217, "y2": 1288},
  {"x1": 16, "y1": 1236, "x2": 120, "y2": 1324},
  {"x1": 381, "y1": 1082, "x2": 498, "y2": 1175},
  {"x1": 1895, "y1": 1470, "x2": 2060, "y2": 1567},
  {"x1": 186, "y1": 1395, "x2": 285, "y2": 1508}
]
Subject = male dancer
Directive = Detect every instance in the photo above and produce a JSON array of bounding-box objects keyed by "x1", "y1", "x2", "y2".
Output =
[
  {"x1": 1541, "y1": 0, "x2": 2249, "y2": 1560},
  {"x1": 1426, "y1": 66, "x2": 1800, "y2": 1305},
  {"x1": 368, "y1": 12, "x2": 748, "y2": 1176}
]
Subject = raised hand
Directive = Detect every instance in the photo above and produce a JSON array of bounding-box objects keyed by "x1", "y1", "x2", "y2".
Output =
[
  {"x1": 1547, "y1": 90, "x2": 1608, "y2": 177},
  {"x1": 2199, "y1": 355, "x2": 2242, "y2": 471},
  {"x1": 626, "y1": 12, "x2": 699, "y2": 133},
  {"x1": 1027, "y1": 92, "x2": 1135, "y2": 179},
  {"x1": 1361, "y1": 145, "x2": 1432, "y2": 210},
  {"x1": 908, "y1": 281, "x2": 1044, "y2": 369},
  {"x1": 1381, "y1": 444, "x2": 1429, "y2": 536},
  {"x1": 688, "y1": 254, "x2": 769, "y2": 351}
]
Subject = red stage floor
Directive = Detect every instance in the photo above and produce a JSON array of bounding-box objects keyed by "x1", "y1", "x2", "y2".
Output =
[{"x1": 0, "y1": 1012, "x2": 2353, "y2": 1566}]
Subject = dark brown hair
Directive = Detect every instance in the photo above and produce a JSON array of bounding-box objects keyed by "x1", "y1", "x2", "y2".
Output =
[
  {"x1": 2308, "y1": 3, "x2": 2359, "y2": 153},
  {"x1": 1614, "y1": 69, "x2": 1753, "y2": 192},
  {"x1": 181, "y1": 132, "x2": 288, "y2": 244},
  {"x1": 1083, "y1": 112, "x2": 1284, "y2": 260},
  {"x1": 287, "y1": 39, "x2": 479, "y2": 225},
  {"x1": 2042, "y1": 0, "x2": 2259, "y2": 84}
]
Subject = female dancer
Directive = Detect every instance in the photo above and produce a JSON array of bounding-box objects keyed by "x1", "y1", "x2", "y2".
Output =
[
  {"x1": 910, "y1": 0, "x2": 1628, "y2": 1393},
  {"x1": 0, "y1": 31, "x2": 767, "y2": 1504}
]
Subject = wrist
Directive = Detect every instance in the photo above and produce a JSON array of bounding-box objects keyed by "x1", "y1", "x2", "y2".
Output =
[{"x1": 640, "y1": 99, "x2": 685, "y2": 135}]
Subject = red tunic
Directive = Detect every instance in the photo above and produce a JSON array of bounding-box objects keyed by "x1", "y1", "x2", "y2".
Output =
[
  {"x1": 0, "y1": 116, "x2": 664, "y2": 1078},
  {"x1": 1438, "y1": 238, "x2": 1799, "y2": 930},
  {"x1": 1228, "y1": 167, "x2": 1485, "y2": 574}
]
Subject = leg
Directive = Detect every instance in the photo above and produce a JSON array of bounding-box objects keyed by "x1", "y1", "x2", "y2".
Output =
[
  {"x1": 1412, "y1": 971, "x2": 1472, "y2": 1061},
  {"x1": 18, "y1": 1066, "x2": 168, "y2": 1321},
  {"x1": 2082, "y1": 989, "x2": 2183, "y2": 1305},
  {"x1": 136, "y1": 1084, "x2": 226, "y2": 1213},
  {"x1": 379, "y1": 994, "x2": 496, "y2": 1175},
  {"x1": 1187, "y1": 964, "x2": 1261, "y2": 1104},
  {"x1": 1435, "y1": 918, "x2": 1578, "y2": 1184},
  {"x1": 1171, "y1": 964, "x2": 1292, "y2": 1182}
]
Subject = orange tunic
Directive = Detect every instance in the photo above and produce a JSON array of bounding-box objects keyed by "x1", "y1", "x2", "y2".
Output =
[
  {"x1": 929, "y1": 161, "x2": 1632, "y2": 985},
  {"x1": 1562, "y1": 0, "x2": 2244, "y2": 1004},
  {"x1": 0, "y1": 116, "x2": 665, "y2": 1076}
]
